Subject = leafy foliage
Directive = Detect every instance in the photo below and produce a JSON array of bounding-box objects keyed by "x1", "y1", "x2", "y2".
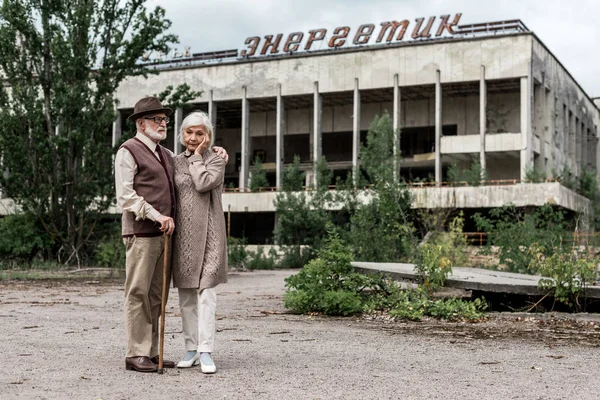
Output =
[
  {"x1": 447, "y1": 156, "x2": 487, "y2": 186},
  {"x1": 284, "y1": 226, "x2": 487, "y2": 321},
  {"x1": 523, "y1": 164, "x2": 547, "y2": 183},
  {"x1": 227, "y1": 237, "x2": 248, "y2": 269},
  {"x1": 345, "y1": 112, "x2": 414, "y2": 262},
  {"x1": 413, "y1": 244, "x2": 452, "y2": 294},
  {"x1": 473, "y1": 204, "x2": 572, "y2": 273},
  {"x1": 274, "y1": 155, "x2": 333, "y2": 261},
  {"x1": 0, "y1": 0, "x2": 178, "y2": 265},
  {"x1": 249, "y1": 156, "x2": 269, "y2": 192},
  {"x1": 92, "y1": 220, "x2": 125, "y2": 269},
  {"x1": 284, "y1": 226, "x2": 372, "y2": 315},
  {"x1": 278, "y1": 246, "x2": 315, "y2": 269},
  {"x1": 246, "y1": 246, "x2": 278, "y2": 270},
  {"x1": 0, "y1": 213, "x2": 54, "y2": 265},
  {"x1": 418, "y1": 211, "x2": 469, "y2": 267},
  {"x1": 528, "y1": 244, "x2": 599, "y2": 311},
  {"x1": 552, "y1": 164, "x2": 577, "y2": 190},
  {"x1": 282, "y1": 155, "x2": 305, "y2": 192}
]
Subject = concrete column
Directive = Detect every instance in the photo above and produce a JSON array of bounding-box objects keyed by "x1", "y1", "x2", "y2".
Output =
[
  {"x1": 276, "y1": 84, "x2": 285, "y2": 189},
  {"x1": 111, "y1": 109, "x2": 122, "y2": 147},
  {"x1": 545, "y1": 88, "x2": 554, "y2": 177},
  {"x1": 173, "y1": 107, "x2": 183, "y2": 155},
  {"x1": 576, "y1": 120, "x2": 583, "y2": 176},
  {"x1": 208, "y1": 90, "x2": 217, "y2": 140},
  {"x1": 239, "y1": 87, "x2": 250, "y2": 190},
  {"x1": 583, "y1": 124, "x2": 589, "y2": 169},
  {"x1": 392, "y1": 74, "x2": 401, "y2": 183},
  {"x1": 574, "y1": 117, "x2": 579, "y2": 176},
  {"x1": 479, "y1": 65, "x2": 487, "y2": 174},
  {"x1": 435, "y1": 70, "x2": 442, "y2": 185},
  {"x1": 519, "y1": 71, "x2": 532, "y2": 182},
  {"x1": 312, "y1": 81, "x2": 322, "y2": 188},
  {"x1": 536, "y1": 81, "x2": 547, "y2": 174},
  {"x1": 352, "y1": 78, "x2": 361, "y2": 188},
  {"x1": 569, "y1": 110, "x2": 575, "y2": 172}
]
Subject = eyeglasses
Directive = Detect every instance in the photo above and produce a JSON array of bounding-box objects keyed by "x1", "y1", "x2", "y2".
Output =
[{"x1": 144, "y1": 116, "x2": 170, "y2": 124}]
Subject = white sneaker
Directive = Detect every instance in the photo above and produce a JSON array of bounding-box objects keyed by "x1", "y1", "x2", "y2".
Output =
[
  {"x1": 177, "y1": 351, "x2": 200, "y2": 368},
  {"x1": 199, "y1": 352, "x2": 216, "y2": 374}
]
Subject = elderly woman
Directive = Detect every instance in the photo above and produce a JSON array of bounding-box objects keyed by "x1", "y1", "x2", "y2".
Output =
[{"x1": 172, "y1": 111, "x2": 228, "y2": 374}]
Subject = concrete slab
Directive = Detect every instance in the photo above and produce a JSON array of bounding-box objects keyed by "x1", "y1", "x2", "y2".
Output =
[{"x1": 352, "y1": 261, "x2": 600, "y2": 298}]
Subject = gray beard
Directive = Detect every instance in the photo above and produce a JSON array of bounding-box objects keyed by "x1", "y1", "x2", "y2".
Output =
[{"x1": 146, "y1": 126, "x2": 167, "y2": 141}]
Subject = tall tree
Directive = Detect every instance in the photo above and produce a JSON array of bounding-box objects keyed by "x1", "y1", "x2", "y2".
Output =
[
  {"x1": 0, "y1": 0, "x2": 178, "y2": 264},
  {"x1": 347, "y1": 112, "x2": 415, "y2": 262}
]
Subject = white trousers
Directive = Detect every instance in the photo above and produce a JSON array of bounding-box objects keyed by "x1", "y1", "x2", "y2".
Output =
[{"x1": 178, "y1": 287, "x2": 217, "y2": 353}]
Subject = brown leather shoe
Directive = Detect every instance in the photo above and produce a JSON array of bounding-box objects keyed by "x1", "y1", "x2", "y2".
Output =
[
  {"x1": 125, "y1": 356, "x2": 158, "y2": 372},
  {"x1": 150, "y1": 356, "x2": 175, "y2": 368}
]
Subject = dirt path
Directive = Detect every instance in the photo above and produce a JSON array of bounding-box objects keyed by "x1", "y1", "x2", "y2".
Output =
[{"x1": 1, "y1": 270, "x2": 600, "y2": 400}]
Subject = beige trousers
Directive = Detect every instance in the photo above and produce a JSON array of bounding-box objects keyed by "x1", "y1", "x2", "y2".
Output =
[
  {"x1": 178, "y1": 288, "x2": 217, "y2": 353},
  {"x1": 123, "y1": 235, "x2": 171, "y2": 358}
]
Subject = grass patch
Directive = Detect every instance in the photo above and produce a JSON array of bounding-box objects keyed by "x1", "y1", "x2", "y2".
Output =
[{"x1": 0, "y1": 268, "x2": 124, "y2": 281}]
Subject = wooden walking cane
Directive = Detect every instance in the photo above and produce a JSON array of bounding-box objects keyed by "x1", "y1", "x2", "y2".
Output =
[{"x1": 157, "y1": 232, "x2": 169, "y2": 374}]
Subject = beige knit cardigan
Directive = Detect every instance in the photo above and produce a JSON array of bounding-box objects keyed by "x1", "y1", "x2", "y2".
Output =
[{"x1": 172, "y1": 149, "x2": 228, "y2": 290}]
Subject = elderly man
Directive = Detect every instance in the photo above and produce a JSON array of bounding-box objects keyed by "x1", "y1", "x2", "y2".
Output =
[{"x1": 115, "y1": 96, "x2": 227, "y2": 372}]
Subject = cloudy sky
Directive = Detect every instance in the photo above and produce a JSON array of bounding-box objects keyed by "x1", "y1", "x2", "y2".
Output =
[{"x1": 149, "y1": 0, "x2": 599, "y2": 97}]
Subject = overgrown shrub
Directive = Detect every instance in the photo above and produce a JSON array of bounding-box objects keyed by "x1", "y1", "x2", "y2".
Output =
[
  {"x1": 246, "y1": 246, "x2": 278, "y2": 270},
  {"x1": 528, "y1": 244, "x2": 599, "y2": 311},
  {"x1": 284, "y1": 227, "x2": 368, "y2": 315},
  {"x1": 249, "y1": 156, "x2": 269, "y2": 192},
  {"x1": 0, "y1": 213, "x2": 53, "y2": 266},
  {"x1": 228, "y1": 237, "x2": 248, "y2": 269},
  {"x1": 284, "y1": 226, "x2": 487, "y2": 321},
  {"x1": 552, "y1": 163, "x2": 577, "y2": 190},
  {"x1": 413, "y1": 244, "x2": 452, "y2": 294},
  {"x1": 278, "y1": 246, "x2": 315, "y2": 269},
  {"x1": 524, "y1": 164, "x2": 546, "y2": 183},
  {"x1": 473, "y1": 204, "x2": 571, "y2": 273},
  {"x1": 344, "y1": 112, "x2": 415, "y2": 262},
  {"x1": 282, "y1": 155, "x2": 305, "y2": 192},
  {"x1": 447, "y1": 156, "x2": 487, "y2": 186},
  {"x1": 93, "y1": 223, "x2": 126, "y2": 269},
  {"x1": 274, "y1": 155, "x2": 333, "y2": 252},
  {"x1": 419, "y1": 211, "x2": 469, "y2": 267}
]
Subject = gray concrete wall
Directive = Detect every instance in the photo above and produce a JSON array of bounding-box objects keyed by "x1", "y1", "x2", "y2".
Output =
[
  {"x1": 532, "y1": 38, "x2": 599, "y2": 176},
  {"x1": 213, "y1": 182, "x2": 589, "y2": 214},
  {"x1": 116, "y1": 35, "x2": 533, "y2": 107}
]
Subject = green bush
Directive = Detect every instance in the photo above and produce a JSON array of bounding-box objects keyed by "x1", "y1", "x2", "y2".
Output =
[
  {"x1": 345, "y1": 113, "x2": 414, "y2": 262},
  {"x1": 0, "y1": 213, "x2": 53, "y2": 266},
  {"x1": 524, "y1": 164, "x2": 546, "y2": 183},
  {"x1": 246, "y1": 247, "x2": 278, "y2": 270},
  {"x1": 249, "y1": 156, "x2": 269, "y2": 192},
  {"x1": 92, "y1": 221, "x2": 125, "y2": 269},
  {"x1": 425, "y1": 297, "x2": 488, "y2": 321},
  {"x1": 473, "y1": 204, "x2": 571, "y2": 273},
  {"x1": 284, "y1": 228, "x2": 369, "y2": 315},
  {"x1": 528, "y1": 244, "x2": 599, "y2": 311},
  {"x1": 278, "y1": 246, "x2": 315, "y2": 269},
  {"x1": 447, "y1": 156, "x2": 487, "y2": 186},
  {"x1": 284, "y1": 226, "x2": 487, "y2": 321},
  {"x1": 228, "y1": 237, "x2": 248, "y2": 268},
  {"x1": 413, "y1": 244, "x2": 453, "y2": 294}
]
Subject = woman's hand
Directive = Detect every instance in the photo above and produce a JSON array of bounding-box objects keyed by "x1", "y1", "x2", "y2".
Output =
[{"x1": 194, "y1": 135, "x2": 210, "y2": 156}]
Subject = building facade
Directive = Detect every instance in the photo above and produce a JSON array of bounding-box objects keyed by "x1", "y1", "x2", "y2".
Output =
[{"x1": 110, "y1": 19, "x2": 600, "y2": 239}]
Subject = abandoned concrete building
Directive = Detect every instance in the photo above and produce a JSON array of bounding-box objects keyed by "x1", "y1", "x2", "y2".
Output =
[
  {"x1": 105, "y1": 18, "x2": 600, "y2": 241},
  {"x1": 107, "y1": 19, "x2": 600, "y2": 240}
]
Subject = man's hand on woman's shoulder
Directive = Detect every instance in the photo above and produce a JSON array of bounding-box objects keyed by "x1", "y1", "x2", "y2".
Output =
[{"x1": 212, "y1": 146, "x2": 229, "y2": 164}]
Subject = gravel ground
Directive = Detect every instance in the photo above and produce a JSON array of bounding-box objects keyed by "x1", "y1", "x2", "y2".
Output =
[{"x1": 1, "y1": 269, "x2": 600, "y2": 400}]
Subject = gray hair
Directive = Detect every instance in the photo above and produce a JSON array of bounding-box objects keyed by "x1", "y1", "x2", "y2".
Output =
[{"x1": 179, "y1": 111, "x2": 214, "y2": 147}]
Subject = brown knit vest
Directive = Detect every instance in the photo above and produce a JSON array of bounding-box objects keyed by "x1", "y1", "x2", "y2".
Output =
[{"x1": 120, "y1": 137, "x2": 175, "y2": 237}]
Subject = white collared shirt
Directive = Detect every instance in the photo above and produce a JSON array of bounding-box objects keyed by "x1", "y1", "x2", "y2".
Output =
[{"x1": 114, "y1": 132, "x2": 171, "y2": 222}]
